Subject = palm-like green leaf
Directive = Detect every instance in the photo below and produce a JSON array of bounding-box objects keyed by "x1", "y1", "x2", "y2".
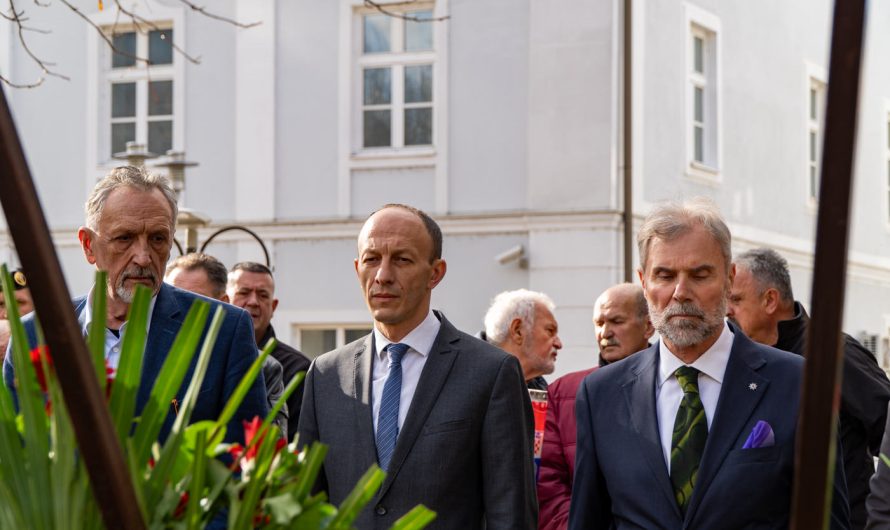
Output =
[{"x1": 108, "y1": 284, "x2": 151, "y2": 441}]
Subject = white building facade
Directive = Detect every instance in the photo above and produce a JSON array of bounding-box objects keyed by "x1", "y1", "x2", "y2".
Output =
[{"x1": 1, "y1": 0, "x2": 890, "y2": 378}]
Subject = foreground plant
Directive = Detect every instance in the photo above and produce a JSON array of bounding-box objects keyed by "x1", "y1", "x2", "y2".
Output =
[{"x1": 0, "y1": 266, "x2": 435, "y2": 529}]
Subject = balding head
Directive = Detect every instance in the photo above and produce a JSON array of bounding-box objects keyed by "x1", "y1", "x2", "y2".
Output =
[{"x1": 593, "y1": 283, "x2": 653, "y2": 364}]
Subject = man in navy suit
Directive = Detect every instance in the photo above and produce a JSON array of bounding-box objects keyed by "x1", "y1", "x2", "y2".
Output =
[
  {"x1": 569, "y1": 198, "x2": 849, "y2": 529},
  {"x1": 3, "y1": 166, "x2": 267, "y2": 443}
]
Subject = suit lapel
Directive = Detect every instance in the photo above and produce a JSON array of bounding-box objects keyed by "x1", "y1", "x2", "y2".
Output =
[
  {"x1": 353, "y1": 334, "x2": 378, "y2": 464},
  {"x1": 136, "y1": 284, "x2": 180, "y2": 410},
  {"x1": 684, "y1": 331, "x2": 769, "y2": 525},
  {"x1": 377, "y1": 313, "x2": 459, "y2": 498},
  {"x1": 623, "y1": 344, "x2": 683, "y2": 520}
]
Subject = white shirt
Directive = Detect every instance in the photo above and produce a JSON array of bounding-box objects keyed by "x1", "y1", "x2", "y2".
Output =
[
  {"x1": 78, "y1": 287, "x2": 158, "y2": 371},
  {"x1": 656, "y1": 321, "x2": 734, "y2": 472},
  {"x1": 371, "y1": 310, "x2": 441, "y2": 434}
]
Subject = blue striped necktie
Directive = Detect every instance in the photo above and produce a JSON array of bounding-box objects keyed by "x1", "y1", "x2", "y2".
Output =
[{"x1": 376, "y1": 342, "x2": 409, "y2": 471}]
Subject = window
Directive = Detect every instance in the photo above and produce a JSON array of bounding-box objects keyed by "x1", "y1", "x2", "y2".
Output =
[
  {"x1": 105, "y1": 26, "x2": 175, "y2": 158},
  {"x1": 356, "y1": 7, "x2": 435, "y2": 151},
  {"x1": 807, "y1": 78, "x2": 826, "y2": 202},
  {"x1": 295, "y1": 325, "x2": 373, "y2": 359},
  {"x1": 886, "y1": 112, "x2": 890, "y2": 223},
  {"x1": 687, "y1": 25, "x2": 718, "y2": 172}
]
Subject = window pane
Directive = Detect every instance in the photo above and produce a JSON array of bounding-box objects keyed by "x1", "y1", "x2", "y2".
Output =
[
  {"x1": 810, "y1": 166, "x2": 818, "y2": 198},
  {"x1": 693, "y1": 36, "x2": 704, "y2": 74},
  {"x1": 405, "y1": 65, "x2": 433, "y2": 103},
  {"x1": 363, "y1": 68, "x2": 391, "y2": 105},
  {"x1": 405, "y1": 10, "x2": 433, "y2": 51},
  {"x1": 363, "y1": 14, "x2": 391, "y2": 53},
  {"x1": 405, "y1": 107, "x2": 432, "y2": 146},
  {"x1": 301, "y1": 329, "x2": 337, "y2": 358},
  {"x1": 111, "y1": 122, "x2": 135, "y2": 156},
  {"x1": 149, "y1": 80, "x2": 173, "y2": 116},
  {"x1": 694, "y1": 125, "x2": 703, "y2": 163},
  {"x1": 364, "y1": 110, "x2": 391, "y2": 147},
  {"x1": 148, "y1": 120, "x2": 173, "y2": 155},
  {"x1": 810, "y1": 88, "x2": 817, "y2": 120},
  {"x1": 149, "y1": 29, "x2": 174, "y2": 65},
  {"x1": 345, "y1": 328, "x2": 372, "y2": 344},
  {"x1": 112, "y1": 32, "x2": 136, "y2": 68},
  {"x1": 694, "y1": 86, "x2": 703, "y2": 122},
  {"x1": 112, "y1": 83, "x2": 136, "y2": 118},
  {"x1": 810, "y1": 131, "x2": 817, "y2": 162}
]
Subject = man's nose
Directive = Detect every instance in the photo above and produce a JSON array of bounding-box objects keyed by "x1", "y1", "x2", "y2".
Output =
[
  {"x1": 554, "y1": 336, "x2": 563, "y2": 350},
  {"x1": 374, "y1": 258, "x2": 394, "y2": 283},
  {"x1": 672, "y1": 277, "x2": 691, "y2": 301},
  {"x1": 726, "y1": 304, "x2": 735, "y2": 318},
  {"x1": 131, "y1": 237, "x2": 152, "y2": 266}
]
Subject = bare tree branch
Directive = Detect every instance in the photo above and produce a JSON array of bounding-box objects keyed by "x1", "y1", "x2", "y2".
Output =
[
  {"x1": 112, "y1": 0, "x2": 201, "y2": 64},
  {"x1": 364, "y1": 0, "x2": 449, "y2": 22},
  {"x1": 176, "y1": 0, "x2": 261, "y2": 29},
  {"x1": 57, "y1": 0, "x2": 149, "y2": 67},
  {"x1": 5, "y1": 0, "x2": 68, "y2": 86}
]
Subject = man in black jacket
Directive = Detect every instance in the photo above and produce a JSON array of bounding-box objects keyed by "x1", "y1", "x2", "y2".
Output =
[
  {"x1": 728, "y1": 248, "x2": 890, "y2": 529},
  {"x1": 227, "y1": 262, "x2": 311, "y2": 441}
]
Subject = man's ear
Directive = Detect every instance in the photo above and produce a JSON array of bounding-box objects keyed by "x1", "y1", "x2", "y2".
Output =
[
  {"x1": 428, "y1": 259, "x2": 447, "y2": 289},
  {"x1": 509, "y1": 317, "x2": 525, "y2": 345},
  {"x1": 643, "y1": 318, "x2": 655, "y2": 340},
  {"x1": 762, "y1": 288, "x2": 780, "y2": 315},
  {"x1": 221, "y1": 293, "x2": 230, "y2": 304},
  {"x1": 272, "y1": 298, "x2": 279, "y2": 312},
  {"x1": 78, "y1": 227, "x2": 97, "y2": 265}
]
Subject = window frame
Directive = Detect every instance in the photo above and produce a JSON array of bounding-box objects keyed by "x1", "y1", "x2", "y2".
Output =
[
  {"x1": 684, "y1": 4, "x2": 721, "y2": 183},
  {"x1": 293, "y1": 324, "x2": 374, "y2": 359},
  {"x1": 885, "y1": 103, "x2": 890, "y2": 228},
  {"x1": 805, "y1": 63, "x2": 827, "y2": 209},
  {"x1": 85, "y1": 2, "x2": 186, "y2": 183}
]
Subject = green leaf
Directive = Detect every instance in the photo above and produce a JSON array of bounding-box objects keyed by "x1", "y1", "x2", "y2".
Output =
[
  {"x1": 328, "y1": 465, "x2": 386, "y2": 528},
  {"x1": 292, "y1": 503, "x2": 336, "y2": 530},
  {"x1": 185, "y1": 430, "x2": 208, "y2": 529},
  {"x1": 881, "y1": 453, "x2": 890, "y2": 469},
  {"x1": 265, "y1": 492, "x2": 302, "y2": 525},
  {"x1": 291, "y1": 442, "x2": 328, "y2": 503},
  {"x1": 87, "y1": 271, "x2": 108, "y2": 394},
  {"x1": 108, "y1": 283, "x2": 151, "y2": 441},
  {"x1": 210, "y1": 338, "x2": 273, "y2": 442},
  {"x1": 388, "y1": 505, "x2": 437, "y2": 530}
]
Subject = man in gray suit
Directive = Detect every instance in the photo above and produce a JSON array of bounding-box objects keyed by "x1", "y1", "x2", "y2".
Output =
[{"x1": 298, "y1": 203, "x2": 537, "y2": 529}]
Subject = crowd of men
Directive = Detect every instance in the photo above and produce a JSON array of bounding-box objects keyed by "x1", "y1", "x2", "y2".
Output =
[{"x1": 3, "y1": 166, "x2": 890, "y2": 529}]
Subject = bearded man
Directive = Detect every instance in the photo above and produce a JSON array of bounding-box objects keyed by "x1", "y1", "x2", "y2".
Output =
[{"x1": 569, "y1": 198, "x2": 849, "y2": 529}]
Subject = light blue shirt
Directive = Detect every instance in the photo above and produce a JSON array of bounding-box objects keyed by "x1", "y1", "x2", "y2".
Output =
[{"x1": 78, "y1": 287, "x2": 158, "y2": 371}]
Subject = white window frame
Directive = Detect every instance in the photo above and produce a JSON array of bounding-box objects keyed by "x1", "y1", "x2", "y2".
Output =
[
  {"x1": 338, "y1": 0, "x2": 450, "y2": 215},
  {"x1": 293, "y1": 324, "x2": 374, "y2": 359},
  {"x1": 805, "y1": 63, "x2": 827, "y2": 208},
  {"x1": 684, "y1": 4, "x2": 721, "y2": 183},
  {"x1": 85, "y1": 2, "x2": 186, "y2": 185},
  {"x1": 884, "y1": 102, "x2": 890, "y2": 228}
]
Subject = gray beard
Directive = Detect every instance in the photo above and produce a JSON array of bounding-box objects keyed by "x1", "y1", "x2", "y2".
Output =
[{"x1": 651, "y1": 299, "x2": 726, "y2": 349}]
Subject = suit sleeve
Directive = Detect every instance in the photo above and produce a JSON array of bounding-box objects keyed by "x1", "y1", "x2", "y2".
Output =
[
  {"x1": 866, "y1": 405, "x2": 890, "y2": 529},
  {"x1": 295, "y1": 359, "x2": 329, "y2": 495},
  {"x1": 481, "y1": 355, "x2": 537, "y2": 530},
  {"x1": 537, "y1": 381, "x2": 571, "y2": 530},
  {"x1": 223, "y1": 309, "x2": 269, "y2": 442},
  {"x1": 569, "y1": 376, "x2": 610, "y2": 530}
]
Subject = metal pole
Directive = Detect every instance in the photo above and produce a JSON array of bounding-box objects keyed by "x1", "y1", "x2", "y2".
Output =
[
  {"x1": 0, "y1": 89, "x2": 146, "y2": 528},
  {"x1": 622, "y1": 0, "x2": 634, "y2": 282},
  {"x1": 790, "y1": 1, "x2": 866, "y2": 528}
]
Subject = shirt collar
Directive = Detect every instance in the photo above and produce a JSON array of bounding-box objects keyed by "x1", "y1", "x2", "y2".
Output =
[
  {"x1": 658, "y1": 320, "x2": 734, "y2": 387},
  {"x1": 80, "y1": 285, "x2": 158, "y2": 334},
  {"x1": 374, "y1": 310, "x2": 441, "y2": 361}
]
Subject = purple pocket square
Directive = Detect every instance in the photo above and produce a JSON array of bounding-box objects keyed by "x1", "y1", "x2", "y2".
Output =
[{"x1": 742, "y1": 420, "x2": 775, "y2": 449}]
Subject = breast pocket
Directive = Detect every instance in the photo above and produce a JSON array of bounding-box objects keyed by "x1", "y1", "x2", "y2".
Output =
[
  {"x1": 727, "y1": 445, "x2": 781, "y2": 464},
  {"x1": 423, "y1": 419, "x2": 471, "y2": 436}
]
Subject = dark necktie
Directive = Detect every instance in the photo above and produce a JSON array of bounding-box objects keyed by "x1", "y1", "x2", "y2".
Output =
[
  {"x1": 670, "y1": 366, "x2": 708, "y2": 515},
  {"x1": 376, "y1": 343, "x2": 409, "y2": 471}
]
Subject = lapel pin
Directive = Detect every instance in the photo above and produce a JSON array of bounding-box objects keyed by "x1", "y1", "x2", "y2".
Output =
[{"x1": 748, "y1": 383, "x2": 758, "y2": 391}]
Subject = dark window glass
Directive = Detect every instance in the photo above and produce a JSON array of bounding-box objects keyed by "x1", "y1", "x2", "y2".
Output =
[
  {"x1": 301, "y1": 330, "x2": 337, "y2": 359},
  {"x1": 345, "y1": 329, "x2": 372, "y2": 343},
  {"x1": 363, "y1": 110, "x2": 391, "y2": 147},
  {"x1": 112, "y1": 32, "x2": 137, "y2": 68},
  {"x1": 149, "y1": 29, "x2": 174, "y2": 65},
  {"x1": 363, "y1": 14, "x2": 391, "y2": 53},
  {"x1": 149, "y1": 80, "x2": 173, "y2": 116},
  {"x1": 111, "y1": 82, "x2": 136, "y2": 118},
  {"x1": 148, "y1": 120, "x2": 173, "y2": 156},
  {"x1": 405, "y1": 65, "x2": 432, "y2": 103},
  {"x1": 405, "y1": 10, "x2": 433, "y2": 51},
  {"x1": 111, "y1": 122, "x2": 135, "y2": 156},
  {"x1": 363, "y1": 68, "x2": 391, "y2": 105},
  {"x1": 405, "y1": 108, "x2": 432, "y2": 146}
]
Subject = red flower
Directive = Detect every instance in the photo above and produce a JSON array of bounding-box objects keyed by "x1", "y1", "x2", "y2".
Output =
[
  {"x1": 173, "y1": 491, "x2": 189, "y2": 519},
  {"x1": 29, "y1": 345, "x2": 52, "y2": 392},
  {"x1": 227, "y1": 416, "x2": 286, "y2": 468}
]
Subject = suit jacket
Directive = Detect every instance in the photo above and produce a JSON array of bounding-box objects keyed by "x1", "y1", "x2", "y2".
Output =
[
  {"x1": 3, "y1": 283, "x2": 268, "y2": 443},
  {"x1": 866, "y1": 403, "x2": 890, "y2": 529},
  {"x1": 297, "y1": 311, "x2": 537, "y2": 529},
  {"x1": 569, "y1": 324, "x2": 850, "y2": 530}
]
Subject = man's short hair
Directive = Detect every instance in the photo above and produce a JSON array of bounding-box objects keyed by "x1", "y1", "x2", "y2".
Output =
[
  {"x1": 371, "y1": 204, "x2": 443, "y2": 262},
  {"x1": 85, "y1": 166, "x2": 178, "y2": 230},
  {"x1": 228, "y1": 261, "x2": 275, "y2": 289},
  {"x1": 483, "y1": 289, "x2": 556, "y2": 345},
  {"x1": 637, "y1": 197, "x2": 732, "y2": 272},
  {"x1": 167, "y1": 253, "x2": 228, "y2": 298},
  {"x1": 733, "y1": 248, "x2": 794, "y2": 303}
]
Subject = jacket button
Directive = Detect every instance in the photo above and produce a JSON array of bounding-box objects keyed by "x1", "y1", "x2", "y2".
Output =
[{"x1": 375, "y1": 505, "x2": 387, "y2": 516}]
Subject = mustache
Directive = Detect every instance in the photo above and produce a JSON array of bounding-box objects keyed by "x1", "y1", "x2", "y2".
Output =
[
  {"x1": 118, "y1": 266, "x2": 158, "y2": 286},
  {"x1": 660, "y1": 301, "x2": 706, "y2": 320},
  {"x1": 600, "y1": 338, "x2": 619, "y2": 348}
]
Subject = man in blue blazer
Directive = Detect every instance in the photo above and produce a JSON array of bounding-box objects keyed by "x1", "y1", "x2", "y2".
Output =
[
  {"x1": 569, "y1": 198, "x2": 849, "y2": 529},
  {"x1": 3, "y1": 166, "x2": 267, "y2": 443}
]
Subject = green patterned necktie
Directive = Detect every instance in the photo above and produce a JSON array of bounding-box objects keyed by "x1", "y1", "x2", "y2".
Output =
[{"x1": 670, "y1": 366, "x2": 708, "y2": 515}]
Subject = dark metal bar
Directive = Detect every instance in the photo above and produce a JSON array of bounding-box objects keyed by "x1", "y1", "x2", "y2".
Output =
[
  {"x1": 790, "y1": 1, "x2": 867, "y2": 528},
  {"x1": 200, "y1": 225, "x2": 272, "y2": 268},
  {"x1": 0, "y1": 88, "x2": 146, "y2": 528},
  {"x1": 622, "y1": 0, "x2": 634, "y2": 282}
]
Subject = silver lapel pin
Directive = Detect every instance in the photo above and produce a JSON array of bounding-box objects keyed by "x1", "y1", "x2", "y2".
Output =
[{"x1": 748, "y1": 383, "x2": 758, "y2": 391}]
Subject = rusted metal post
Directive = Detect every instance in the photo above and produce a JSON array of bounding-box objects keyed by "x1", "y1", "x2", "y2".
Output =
[
  {"x1": 0, "y1": 89, "x2": 146, "y2": 528},
  {"x1": 790, "y1": 1, "x2": 867, "y2": 528}
]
